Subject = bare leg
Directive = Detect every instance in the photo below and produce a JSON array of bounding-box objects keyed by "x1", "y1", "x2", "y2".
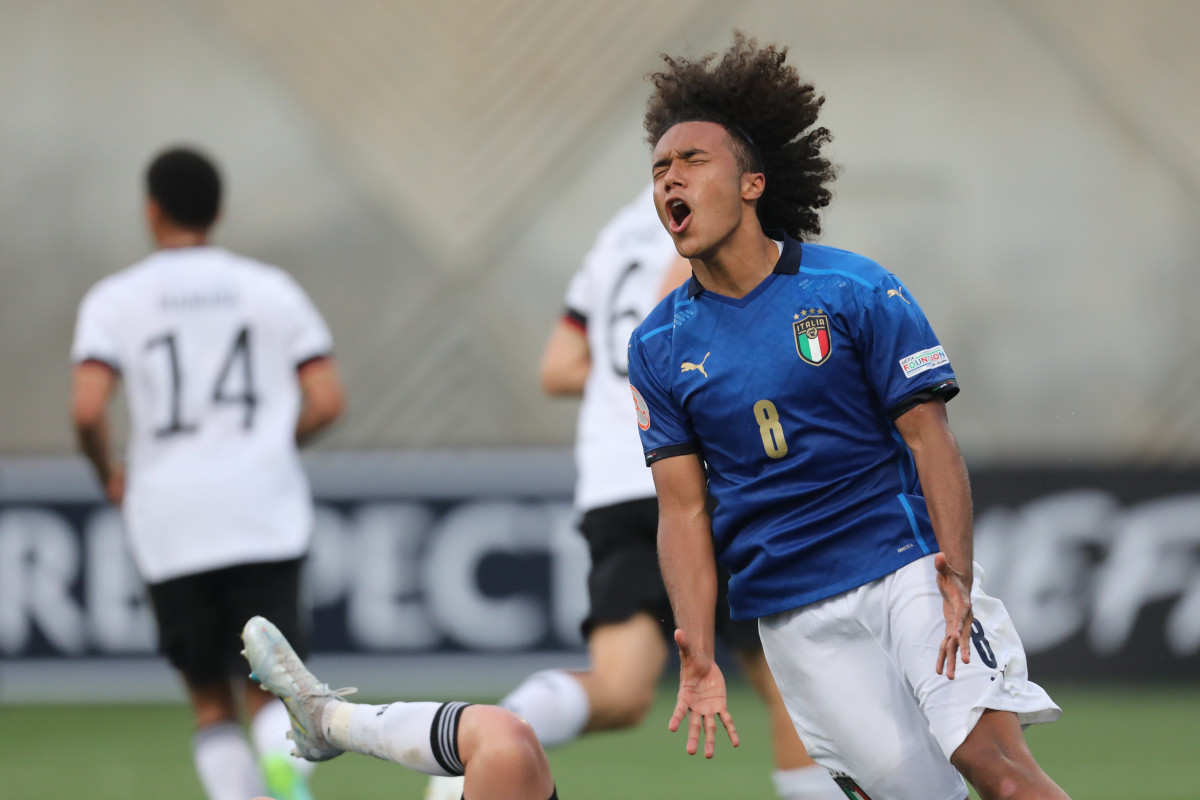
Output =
[
  {"x1": 951, "y1": 710, "x2": 1070, "y2": 800},
  {"x1": 187, "y1": 679, "x2": 239, "y2": 728},
  {"x1": 574, "y1": 612, "x2": 670, "y2": 731},
  {"x1": 242, "y1": 678, "x2": 273, "y2": 718},
  {"x1": 242, "y1": 615, "x2": 556, "y2": 800},
  {"x1": 186, "y1": 678, "x2": 264, "y2": 800},
  {"x1": 428, "y1": 614, "x2": 666, "y2": 800},
  {"x1": 458, "y1": 706, "x2": 555, "y2": 800}
]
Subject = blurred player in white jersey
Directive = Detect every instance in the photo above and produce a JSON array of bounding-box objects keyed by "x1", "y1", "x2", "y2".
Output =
[
  {"x1": 427, "y1": 185, "x2": 841, "y2": 800},
  {"x1": 70, "y1": 147, "x2": 345, "y2": 800}
]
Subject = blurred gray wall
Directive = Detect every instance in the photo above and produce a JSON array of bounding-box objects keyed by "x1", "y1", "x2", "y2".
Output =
[{"x1": 2, "y1": 0, "x2": 1198, "y2": 463}]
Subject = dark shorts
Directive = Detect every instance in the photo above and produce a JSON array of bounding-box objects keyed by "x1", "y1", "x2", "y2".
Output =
[
  {"x1": 579, "y1": 497, "x2": 760, "y2": 652},
  {"x1": 146, "y1": 557, "x2": 307, "y2": 686}
]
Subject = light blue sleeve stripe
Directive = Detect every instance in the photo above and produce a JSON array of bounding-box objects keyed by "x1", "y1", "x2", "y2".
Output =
[
  {"x1": 799, "y1": 266, "x2": 875, "y2": 290},
  {"x1": 897, "y1": 494, "x2": 931, "y2": 555},
  {"x1": 639, "y1": 323, "x2": 674, "y2": 342}
]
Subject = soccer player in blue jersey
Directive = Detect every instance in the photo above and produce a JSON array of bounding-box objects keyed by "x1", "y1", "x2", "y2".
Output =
[
  {"x1": 423, "y1": 185, "x2": 842, "y2": 800},
  {"x1": 627, "y1": 34, "x2": 1072, "y2": 800}
]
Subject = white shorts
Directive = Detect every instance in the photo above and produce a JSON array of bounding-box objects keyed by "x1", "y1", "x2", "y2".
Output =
[{"x1": 758, "y1": 555, "x2": 1060, "y2": 800}]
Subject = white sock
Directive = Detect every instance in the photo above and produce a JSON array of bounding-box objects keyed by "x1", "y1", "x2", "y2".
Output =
[
  {"x1": 324, "y1": 700, "x2": 469, "y2": 777},
  {"x1": 192, "y1": 721, "x2": 265, "y2": 800},
  {"x1": 773, "y1": 764, "x2": 845, "y2": 800},
  {"x1": 250, "y1": 699, "x2": 315, "y2": 778},
  {"x1": 499, "y1": 669, "x2": 589, "y2": 748}
]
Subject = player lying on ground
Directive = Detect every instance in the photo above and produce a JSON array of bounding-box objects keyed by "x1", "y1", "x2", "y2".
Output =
[{"x1": 242, "y1": 616, "x2": 560, "y2": 800}]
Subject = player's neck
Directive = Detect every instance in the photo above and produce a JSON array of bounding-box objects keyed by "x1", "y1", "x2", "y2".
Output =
[
  {"x1": 154, "y1": 228, "x2": 210, "y2": 250},
  {"x1": 693, "y1": 225, "x2": 779, "y2": 299}
]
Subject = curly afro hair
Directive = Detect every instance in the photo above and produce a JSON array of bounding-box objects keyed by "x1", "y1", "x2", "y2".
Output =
[{"x1": 645, "y1": 32, "x2": 838, "y2": 241}]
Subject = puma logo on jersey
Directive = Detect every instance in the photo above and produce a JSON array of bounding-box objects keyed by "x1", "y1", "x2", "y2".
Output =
[
  {"x1": 681, "y1": 352, "x2": 710, "y2": 378},
  {"x1": 887, "y1": 288, "x2": 911, "y2": 304}
]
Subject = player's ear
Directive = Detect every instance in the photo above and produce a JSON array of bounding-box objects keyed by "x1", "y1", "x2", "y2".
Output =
[{"x1": 741, "y1": 171, "x2": 765, "y2": 201}]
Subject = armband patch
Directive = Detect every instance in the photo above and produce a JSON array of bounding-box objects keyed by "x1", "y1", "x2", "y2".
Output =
[
  {"x1": 899, "y1": 345, "x2": 949, "y2": 379},
  {"x1": 630, "y1": 385, "x2": 650, "y2": 430}
]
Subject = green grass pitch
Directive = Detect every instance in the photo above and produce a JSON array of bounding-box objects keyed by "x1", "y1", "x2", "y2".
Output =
[{"x1": 2, "y1": 682, "x2": 1197, "y2": 799}]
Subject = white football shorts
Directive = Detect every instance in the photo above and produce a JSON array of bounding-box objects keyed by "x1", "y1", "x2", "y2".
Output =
[{"x1": 758, "y1": 554, "x2": 1060, "y2": 800}]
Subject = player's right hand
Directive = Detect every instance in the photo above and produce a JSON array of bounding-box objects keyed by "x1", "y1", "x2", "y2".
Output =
[
  {"x1": 669, "y1": 628, "x2": 739, "y2": 758},
  {"x1": 934, "y1": 552, "x2": 973, "y2": 679}
]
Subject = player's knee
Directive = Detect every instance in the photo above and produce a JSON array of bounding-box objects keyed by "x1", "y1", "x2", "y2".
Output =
[
  {"x1": 951, "y1": 732, "x2": 1032, "y2": 799},
  {"x1": 992, "y1": 777, "x2": 1022, "y2": 799},
  {"x1": 484, "y1": 711, "x2": 550, "y2": 782},
  {"x1": 472, "y1": 706, "x2": 544, "y2": 763},
  {"x1": 618, "y1": 676, "x2": 658, "y2": 724},
  {"x1": 954, "y1": 748, "x2": 1061, "y2": 800},
  {"x1": 463, "y1": 708, "x2": 554, "y2": 800},
  {"x1": 592, "y1": 680, "x2": 655, "y2": 729},
  {"x1": 500, "y1": 710, "x2": 541, "y2": 750},
  {"x1": 962, "y1": 768, "x2": 1023, "y2": 800}
]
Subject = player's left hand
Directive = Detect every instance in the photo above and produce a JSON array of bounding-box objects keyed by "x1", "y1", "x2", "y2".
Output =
[
  {"x1": 934, "y1": 552, "x2": 973, "y2": 679},
  {"x1": 669, "y1": 628, "x2": 739, "y2": 758}
]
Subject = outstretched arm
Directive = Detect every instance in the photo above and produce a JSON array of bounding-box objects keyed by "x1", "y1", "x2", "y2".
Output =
[
  {"x1": 652, "y1": 453, "x2": 738, "y2": 757},
  {"x1": 894, "y1": 398, "x2": 974, "y2": 678}
]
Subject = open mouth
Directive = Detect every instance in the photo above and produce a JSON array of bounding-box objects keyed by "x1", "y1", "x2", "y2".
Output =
[{"x1": 666, "y1": 198, "x2": 692, "y2": 233}]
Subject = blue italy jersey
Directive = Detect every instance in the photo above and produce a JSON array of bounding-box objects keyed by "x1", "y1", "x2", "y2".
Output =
[{"x1": 627, "y1": 236, "x2": 959, "y2": 619}]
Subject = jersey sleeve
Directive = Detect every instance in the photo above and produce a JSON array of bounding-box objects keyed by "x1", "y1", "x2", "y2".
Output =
[
  {"x1": 71, "y1": 283, "x2": 123, "y2": 371},
  {"x1": 854, "y1": 275, "x2": 959, "y2": 417},
  {"x1": 278, "y1": 274, "x2": 334, "y2": 367},
  {"x1": 627, "y1": 330, "x2": 697, "y2": 464}
]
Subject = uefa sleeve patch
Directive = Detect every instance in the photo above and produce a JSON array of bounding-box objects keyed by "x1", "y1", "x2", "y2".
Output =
[
  {"x1": 899, "y1": 345, "x2": 949, "y2": 379},
  {"x1": 630, "y1": 385, "x2": 651, "y2": 430}
]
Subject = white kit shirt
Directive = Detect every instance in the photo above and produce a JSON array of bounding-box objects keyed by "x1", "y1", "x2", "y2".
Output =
[
  {"x1": 564, "y1": 185, "x2": 682, "y2": 512},
  {"x1": 71, "y1": 246, "x2": 332, "y2": 583}
]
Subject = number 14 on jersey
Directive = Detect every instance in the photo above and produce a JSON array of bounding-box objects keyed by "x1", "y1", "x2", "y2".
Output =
[{"x1": 146, "y1": 326, "x2": 258, "y2": 437}]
